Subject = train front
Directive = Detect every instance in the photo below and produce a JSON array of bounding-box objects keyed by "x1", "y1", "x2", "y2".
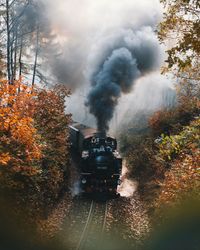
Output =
[{"x1": 80, "y1": 134, "x2": 122, "y2": 195}]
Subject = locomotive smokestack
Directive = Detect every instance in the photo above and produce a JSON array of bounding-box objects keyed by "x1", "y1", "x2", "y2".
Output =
[
  {"x1": 86, "y1": 27, "x2": 161, "y2": 133},
  {"x1": 96, "y1": 131, "x2": 106, "y2": 139}
]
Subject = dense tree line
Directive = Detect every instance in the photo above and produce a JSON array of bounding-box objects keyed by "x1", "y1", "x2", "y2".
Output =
[
  {"x1": 120, "y1": 0, "x2": 199, "y2": 214},
  {"x1": 0, "y1": 80, "x2": 71, "y2": 218},
  {"x1": 0, "y1": 0, "x2": 71, "y2": 225}
]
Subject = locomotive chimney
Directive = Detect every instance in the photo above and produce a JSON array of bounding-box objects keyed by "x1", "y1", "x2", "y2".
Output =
[{"x1": 96, "y1": 131, "x2": 106, "y2": 138}]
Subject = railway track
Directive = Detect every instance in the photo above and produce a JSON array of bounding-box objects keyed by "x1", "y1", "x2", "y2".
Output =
[{"x1": 76, "y1": 200, "x2": 108, "y2": 250}]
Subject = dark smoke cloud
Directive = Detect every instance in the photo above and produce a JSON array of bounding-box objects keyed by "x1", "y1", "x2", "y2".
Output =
[
  {"x1": 14, "y1": 0, "x2": 174, "y2": 132},
  {"x1": 86, "y1": 27, "x2": 161, "y2": 133}
]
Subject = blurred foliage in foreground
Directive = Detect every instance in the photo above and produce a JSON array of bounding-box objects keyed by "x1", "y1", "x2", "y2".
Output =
[{"x1": 146, "y1": 199, "x2": 200, "y2": 250}]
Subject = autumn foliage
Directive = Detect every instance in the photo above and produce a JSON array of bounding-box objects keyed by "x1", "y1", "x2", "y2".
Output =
[
  {"x1": 155, "y1": 118, "x2": 200, "y2": 206},
  {"x1": 0, "y1": 79, "x2": 71, "y2": 218},
  {"x1": 158, "y1": 0, "x2": 200, "y2": 72},
  {"x1": 120, "y1": 92, "x2": 199, "y2": 212},
  {"x1": 0, "y1": 80, "x2": 43, "y2": 190},
  {"x1": 149, "y1": 96, "x2": 199, "y2": 136},
  {"x1": 33, "y1": 85, "x2": 71, "y2": 208}
]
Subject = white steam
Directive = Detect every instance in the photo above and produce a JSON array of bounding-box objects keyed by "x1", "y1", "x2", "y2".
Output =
[
  {"x1": 118, "y1": 162, "x2": 138, "y2": 197},
  {"x1": 110, "y1": 73, "x2": 176, "y2": 133},
  {"x1": 70, "y1": 180, "x2": 81, "y2": 197}
]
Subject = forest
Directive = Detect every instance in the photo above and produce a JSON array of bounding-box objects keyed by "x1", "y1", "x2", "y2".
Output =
[{"x1": 0, "y1": 0, "x2": 199, "y2": 250}]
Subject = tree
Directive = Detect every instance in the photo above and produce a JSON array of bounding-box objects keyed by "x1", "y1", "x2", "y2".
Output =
[
  {"x1": 159, "y1": 0, "x2": 200, "y2": 73},
  {"x1": 33, "y1": 85, "x2": 71, "y2": 204},
  {"x1": 0, "y1": 78, "x2": 71, "y2": 218},
  {"x1": 0, "y1": 42, "x2": 5, "y2": 78},
  {"x1": 0, "y1": 79, "x2": 43, "y2": 191},
  {"x1": 155, "y1": 117, "x2": 200, "y2": 206},
  {"x1": 0, "y1": 0, "x2": 44, "y2": 83}
]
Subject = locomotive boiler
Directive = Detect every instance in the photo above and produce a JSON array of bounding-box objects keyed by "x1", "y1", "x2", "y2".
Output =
[{"x1": 69, "y1": 122, "x2": 122, "y2": 195}]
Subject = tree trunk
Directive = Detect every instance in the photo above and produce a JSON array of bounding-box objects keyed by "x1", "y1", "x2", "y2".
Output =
[
  {"x1": 32, "y1": 25, "x2": 39, "y2": 88},
  {"x1": 10, "y1": 32, "x2": 14, "y2": 81},
  {"x1": 18, "y1": 37, "x2": 23, "y2": 79},
  {"x1": 6, "y1": 0, "x2": 11, "y2": 81},
  {"x1": 13, "y1": 29, "x2": 18, "y2": 80}
]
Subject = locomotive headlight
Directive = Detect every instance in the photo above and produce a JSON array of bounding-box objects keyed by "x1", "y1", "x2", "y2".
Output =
[
  {"x1": 81, "y1": 178, "x2": 87, "y2": 184},
  {"x1": 82, "y1": 151, "x2": 89, "y2": 159},
  {"x1": 117, "y1": 179, "x2": 122, "y2": 185}
]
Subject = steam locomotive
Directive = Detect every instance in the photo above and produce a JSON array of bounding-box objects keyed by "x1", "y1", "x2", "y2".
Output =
[{"x1": 69, "y1": 122, "x2": 122, "y2": 195}]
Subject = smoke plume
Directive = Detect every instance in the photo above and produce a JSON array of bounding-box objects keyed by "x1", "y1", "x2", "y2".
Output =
[
  {"x1": 14, "y1": 0, "x2": 176, "y2": 132},
  {"x1": 86, "y1": 27, "x2": 161, "y2": 133}
]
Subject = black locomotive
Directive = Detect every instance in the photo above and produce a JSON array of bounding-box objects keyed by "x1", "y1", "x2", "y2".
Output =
[{"x1": 69, "y1": 122, "x2": 122, "y2": 195}]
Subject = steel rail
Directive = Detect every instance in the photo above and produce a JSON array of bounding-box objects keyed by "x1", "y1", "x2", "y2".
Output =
[
  {"x1": 76, "y1": 200, "x2": 94, "y2": 250},
  {"x1": 76, "y1": 200, "x2": 108, "y2": 250},
  {"x1": 101, "y1": 201, "x2": 108, "y2": 235}
]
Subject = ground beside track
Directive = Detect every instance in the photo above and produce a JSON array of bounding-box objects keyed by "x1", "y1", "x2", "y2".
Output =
[{"x1": 36, "y1": 156, "x2": 150, "y2": 249}]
